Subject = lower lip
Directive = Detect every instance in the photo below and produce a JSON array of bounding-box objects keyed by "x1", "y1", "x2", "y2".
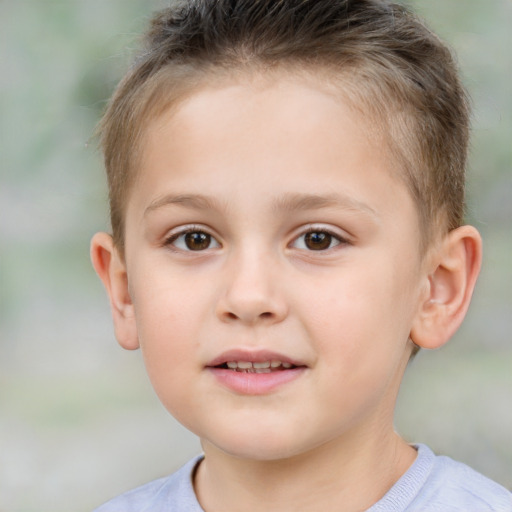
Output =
[{"x1": 207, "y1": 367, "x2": 306, "y2": 395}]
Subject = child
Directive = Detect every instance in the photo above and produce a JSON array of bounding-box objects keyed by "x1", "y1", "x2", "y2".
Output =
[{"x1": 90, "y1": 0, "x2": 512, "y2": 510}]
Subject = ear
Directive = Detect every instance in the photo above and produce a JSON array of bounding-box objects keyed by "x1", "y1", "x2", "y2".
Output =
[
  {"x1": 90, "y1": 232, "x2": 140, "y2": 350},
  {"x1": 411, "y1": 225, "x2": 482, "y2": 350}
]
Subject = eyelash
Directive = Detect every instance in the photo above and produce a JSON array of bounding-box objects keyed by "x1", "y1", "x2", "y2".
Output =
[
  {"x1": 164, "y1": 226, "x2": 220, "y2": 252},
  {"x1": 164, "y1": 225, "x2": 349, "y2": 252},
  {"x1": 290, "y1": 227, "x2": 348, "y2": 252}
]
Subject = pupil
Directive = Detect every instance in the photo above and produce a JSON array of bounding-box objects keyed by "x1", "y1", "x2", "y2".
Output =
[
  {"x1": 305, "y1": 232, "x2": 331, "y2": 250},
  {"x1": 185, "y1": 232, "x2": 210, "y2": 250}
]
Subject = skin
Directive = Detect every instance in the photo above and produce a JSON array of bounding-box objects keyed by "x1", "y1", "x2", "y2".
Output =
[{"x1": 91, "y1": 72, "x2": 482, "y2": 511}]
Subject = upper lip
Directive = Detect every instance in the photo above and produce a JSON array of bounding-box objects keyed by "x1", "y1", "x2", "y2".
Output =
[{"x1": 206, "y1": 349, "x2": 306, "y2": 368}]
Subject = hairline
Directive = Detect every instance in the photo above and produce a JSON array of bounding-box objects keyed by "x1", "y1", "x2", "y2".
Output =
[{"x1": 113, "y1": 61, "x2": 445, "y2": 256}]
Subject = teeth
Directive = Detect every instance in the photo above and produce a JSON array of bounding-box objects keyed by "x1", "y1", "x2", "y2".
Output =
[
  {"x1": 225, "y1": 360, "x2": 294, "y2": 371},
  {"x1": 253, "y1": 361, "x2": 271, "y2": 369}
]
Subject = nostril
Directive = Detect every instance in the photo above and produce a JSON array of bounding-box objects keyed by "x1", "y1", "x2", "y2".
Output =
[
  {"x1": 217, "y1": 292, "x2": 287, "y2": 324},
  {"x1": 224, "y1": 311, "x2": 272, "y2": 321}
]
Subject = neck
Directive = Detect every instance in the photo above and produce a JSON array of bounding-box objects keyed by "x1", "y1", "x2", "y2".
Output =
[{"x1": 194, "y1": 429, "x2": 416, "y2": 512}]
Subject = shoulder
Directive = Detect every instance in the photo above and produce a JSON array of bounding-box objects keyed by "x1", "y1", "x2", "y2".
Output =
[
  {"x1": 369, "y1": 444, "x2": 512, "y2": 512},
  {"x1": 414, "y1": 446, "x2": 512, "y2": 511},
  {"x1": 92, "y1": 456, "x2": 204, "y2": 512}
]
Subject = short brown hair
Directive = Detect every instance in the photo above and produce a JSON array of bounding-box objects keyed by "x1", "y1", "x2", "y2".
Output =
[{"x1": 98, "y1": 0, "x2": 470, "y2": 252}]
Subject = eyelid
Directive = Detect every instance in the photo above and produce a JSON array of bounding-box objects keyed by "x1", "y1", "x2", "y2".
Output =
[
  {"x1": 289, "y1": 224, "x2": 351, "y2": 250},
  {"x1": 164, "y1": 224, "x2": 221, "y2": 250}
]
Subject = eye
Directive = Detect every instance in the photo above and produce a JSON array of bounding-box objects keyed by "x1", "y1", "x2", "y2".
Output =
[
  {"x1": 292, "y1": 229, "x2": 345, "y2": 251},
  {"x1": 166, "y1": 228, "x2": 221, "y2": 251}
]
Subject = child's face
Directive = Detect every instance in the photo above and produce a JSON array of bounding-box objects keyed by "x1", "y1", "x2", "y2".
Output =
[{"x1": 121, "y1": 74, "x2": 428, "y2": 461}]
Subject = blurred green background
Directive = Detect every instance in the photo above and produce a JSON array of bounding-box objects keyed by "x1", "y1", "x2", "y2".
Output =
[{"x1": 0, "y1": 1, "x2": 510, "y2": 510}]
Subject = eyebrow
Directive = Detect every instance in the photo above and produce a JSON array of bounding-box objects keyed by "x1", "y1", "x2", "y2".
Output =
[
  {"x1": 144, "y1": 194, "x2": 224, "y2": 216},
  {"x1": 272, "y1": 192, "x2": 379, "y2": 218},
  {"x1": 144, "y1": 192, "x2": 378, "y2": 219}
]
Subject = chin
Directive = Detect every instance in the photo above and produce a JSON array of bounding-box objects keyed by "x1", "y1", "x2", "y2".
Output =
[
  {"x1": 219, "y1": 442, "x2": 301, "y2": 462},
  {"x1": 202, "y1": 426, "x2": 317, "y2": 462}
]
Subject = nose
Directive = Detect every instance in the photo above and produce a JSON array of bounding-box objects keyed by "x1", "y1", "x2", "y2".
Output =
[{"x1": 216, "y1": 248, "x2": 288, "y2": 325}]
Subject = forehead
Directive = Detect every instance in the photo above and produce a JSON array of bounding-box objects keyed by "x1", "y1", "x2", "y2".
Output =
[
  {"x1": 140, "y1": 67, "x2": 395, "y2": 162},
  {"x1": 141, "y1": 69, "x2": 395, "y2": 179},
  {"x1": 127, "y1": 73, "x2": 420, "y2": 246}
]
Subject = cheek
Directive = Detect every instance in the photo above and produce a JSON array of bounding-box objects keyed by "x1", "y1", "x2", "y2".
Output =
[
  {"x1": 130, "y1": 274, "x2": 203, "y2": 387},
  {"x1": 303, "y1": 277, "x2": 412, "y2": 422},
  {"x1": 135, "y1": 301, "x2": 203, "y2": 427},
  {"x1": 130, "y1": 258, "x2": 208, "y2": 343},
  {"x1": 298, "y1": 261, "x2": 415, "y2": 366}
]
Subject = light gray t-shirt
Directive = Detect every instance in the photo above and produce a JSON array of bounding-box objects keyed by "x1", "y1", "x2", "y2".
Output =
[{"x1": 94, "y1": 444, "x2": 512, "y2": 511}]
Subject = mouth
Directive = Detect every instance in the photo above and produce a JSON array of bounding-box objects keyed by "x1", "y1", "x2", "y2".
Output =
[
  {"x1": 214, "y1": 360, "x2": 297, "y2": 373},
  {"x1": 206, "y1": 349, "x2": 306, "y2": 372},
  {"x1": 206, "y1": 350, "x2": 307, "y2": 394}
]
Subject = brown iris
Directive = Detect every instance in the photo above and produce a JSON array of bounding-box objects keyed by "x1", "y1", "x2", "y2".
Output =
[
  {"x1": 304, "y1": 231, "x2": 332, "y2": 250},
  {"x1": 184, "y1": 232, "x2": 211, "y2": 250}
]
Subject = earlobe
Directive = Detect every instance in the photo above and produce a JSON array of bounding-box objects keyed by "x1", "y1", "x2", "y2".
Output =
[
  {"x1": 90, "y1": 232, "x2": 140, "y2": 350},
  {"x1": 411, "y1": 225, "x2": 482, "y2": 350}
]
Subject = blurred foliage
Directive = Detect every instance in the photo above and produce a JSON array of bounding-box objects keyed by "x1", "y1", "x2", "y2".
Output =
[{"x1": 0, "y1": 0, "x2": 510, "y2": 510}]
